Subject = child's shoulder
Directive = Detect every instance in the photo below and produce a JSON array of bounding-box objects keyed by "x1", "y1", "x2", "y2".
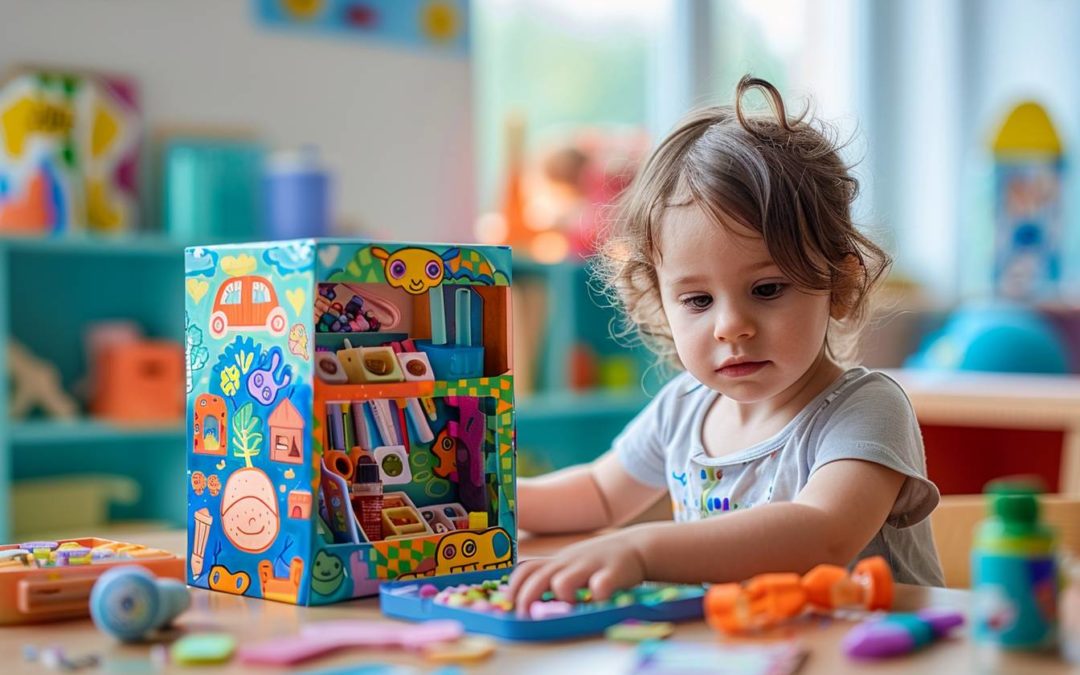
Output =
[{"x1": 823, "y1": 367, "x2": 916, "y2": 418}]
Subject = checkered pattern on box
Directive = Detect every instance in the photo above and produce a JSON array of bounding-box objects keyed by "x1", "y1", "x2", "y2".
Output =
[{"x1": 371, "y1": 538, "x2": 438, "y2": 579}]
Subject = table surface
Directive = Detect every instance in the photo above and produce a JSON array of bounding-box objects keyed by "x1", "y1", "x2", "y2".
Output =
[{"x1": 1, "y1": 530, "x2": 1075, "y2": 674}]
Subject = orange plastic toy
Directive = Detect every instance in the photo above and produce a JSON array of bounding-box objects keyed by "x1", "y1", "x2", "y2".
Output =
[{"x1": 705, "y1": 556, "x2": 893, "y2": 635}]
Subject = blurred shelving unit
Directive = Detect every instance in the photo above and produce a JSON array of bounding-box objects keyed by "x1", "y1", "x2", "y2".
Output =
[
  {"x1": 511, "y1": 257, "x2": 658, "y2": 476},
  {"x1": 0, "y1": 235, "x2": 187, "y2": 540}
]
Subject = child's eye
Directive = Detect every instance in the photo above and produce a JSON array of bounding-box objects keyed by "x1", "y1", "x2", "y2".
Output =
[
  {"x1": 752, "y1": 283, "x2": 786, "y2": 299},
  {"x1": 679, "y1": 294, "x2": 712, "y2": 311}
]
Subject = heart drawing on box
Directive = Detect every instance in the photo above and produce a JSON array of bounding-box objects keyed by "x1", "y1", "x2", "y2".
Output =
[
  {"x1": 186, "y1": 279, "x2": 209, "y2": 303},
  {"x1": 286, "y1": 288, "x2": 306, "y2": 315},
  {"x1": 318, "y1": 245, "x2": 340, "y2": 268}
]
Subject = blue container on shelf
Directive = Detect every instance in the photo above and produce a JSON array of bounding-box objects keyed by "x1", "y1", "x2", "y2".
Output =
[
  {"x1": 163, "y1": 138, "x2": 263, "y2": 241},
  {"x1": 264, "y1": 146, "x2": 330, "y2": 239},
  {"x1": 415, "y1": 286, "x2": 484, "y2": 380},
  {"x1": 414, "y1": 341, "x2": 485, "y2": 381}
]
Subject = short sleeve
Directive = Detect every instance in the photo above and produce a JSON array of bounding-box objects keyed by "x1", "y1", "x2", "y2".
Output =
[
  {"x1": 613, "y1": 373, "x2": 696, "y2": 489},
  {"x1": 810, "y1": 374, "x2": 940, "y2": 528}
]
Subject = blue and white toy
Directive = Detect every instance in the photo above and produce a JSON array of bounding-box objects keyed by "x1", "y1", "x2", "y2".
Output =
[{"x1": 90, "y1": 565, "x2": 190, "y2": 642}]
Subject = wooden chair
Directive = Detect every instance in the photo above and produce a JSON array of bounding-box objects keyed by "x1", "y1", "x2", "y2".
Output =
[{"x1": 930, "y1": 494, "x2": 1080, "y2": 588}]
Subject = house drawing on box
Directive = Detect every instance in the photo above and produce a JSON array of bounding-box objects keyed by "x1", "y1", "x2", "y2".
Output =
[
  {"x1": 288, "y1": 490, "x2": 312, "y2": 519},
  {"x1": 269, "y1": 398, "x2": 304, "y2": 464},
  {"x1": 193, "y1": 394, "x2": 227, "y2": 455}
]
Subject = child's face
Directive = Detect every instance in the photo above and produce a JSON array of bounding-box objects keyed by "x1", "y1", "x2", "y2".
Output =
[{"x1": 656, "y1": 204, "x2": 833, "y2": 404}]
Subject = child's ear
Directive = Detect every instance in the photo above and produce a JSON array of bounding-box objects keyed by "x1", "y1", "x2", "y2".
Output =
[{"x1": 830, "y1": 254, "x2": 865, "y2": 320}]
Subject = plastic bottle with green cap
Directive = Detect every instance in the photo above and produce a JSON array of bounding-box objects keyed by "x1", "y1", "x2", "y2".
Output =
[{"x1": 971, "y1": 479, "x2": 1057, "y2": 650}]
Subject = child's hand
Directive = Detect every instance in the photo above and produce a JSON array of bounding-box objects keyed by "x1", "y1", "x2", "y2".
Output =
[{"x1": 508, "y1": 530, "x2": 648, "y2": 617}]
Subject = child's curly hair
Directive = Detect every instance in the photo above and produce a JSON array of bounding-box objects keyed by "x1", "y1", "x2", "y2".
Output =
[{"x1": 594, "y1": 76, "x2": 891, "y2": 371}]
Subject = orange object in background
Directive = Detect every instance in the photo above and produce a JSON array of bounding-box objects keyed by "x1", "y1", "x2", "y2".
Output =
[
  {"x1": 0, "y1": 169, "x2": 52, "y2": 234},
  {"x1": 91, "y1": 340, "x2": 185, "y2": 424}
]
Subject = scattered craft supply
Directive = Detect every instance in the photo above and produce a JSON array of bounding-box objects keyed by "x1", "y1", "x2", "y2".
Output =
[
  {"x1": 23, "y1": 645, "x2": 101, "y2": 672},
  {"x1": 629, "y1": 639, "x2": 808, "y2": 675},
  {"x1": 170, "y1": 633, "x2": 237, "y2": 665},
  {"x1": 605, "y1": 620, "x2": 676, "y2": 642},
  {"x1": 423, "y1": 635, "x2": 497, "y2": 664},
  {"x1": 236, "y1": 619, "x2": 465, "y2": 666},
  {"x1": 842, "y1": 608, "x2": 965, "y2": 659}
]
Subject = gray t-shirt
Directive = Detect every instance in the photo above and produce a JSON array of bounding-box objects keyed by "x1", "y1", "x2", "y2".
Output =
[{"x1": 615, "y1": 367, "x2": 944, "y2": 586}]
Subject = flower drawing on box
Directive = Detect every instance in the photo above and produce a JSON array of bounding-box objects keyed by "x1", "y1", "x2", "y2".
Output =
[{"x1": 230, "y1": 402, "x2": 262, "y2": 465}]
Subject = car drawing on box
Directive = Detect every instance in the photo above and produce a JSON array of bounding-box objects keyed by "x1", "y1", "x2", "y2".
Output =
[{"x1": 209, "y1": 275, "x2": 289, "y2": 339}]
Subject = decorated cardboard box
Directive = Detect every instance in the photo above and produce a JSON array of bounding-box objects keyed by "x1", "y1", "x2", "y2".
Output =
[{"x1": 185, "y1": 240, "x2": 516, "y2": 605}]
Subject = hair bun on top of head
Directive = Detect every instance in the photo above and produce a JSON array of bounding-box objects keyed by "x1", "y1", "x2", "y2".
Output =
[{"x1": 733, "y1": 76, "x2": 809, "y2": 140}]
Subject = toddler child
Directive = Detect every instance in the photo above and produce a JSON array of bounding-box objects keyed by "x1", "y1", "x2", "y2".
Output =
[{"x1": 511, "y1": 76, "x2": 944, "y2": 613}]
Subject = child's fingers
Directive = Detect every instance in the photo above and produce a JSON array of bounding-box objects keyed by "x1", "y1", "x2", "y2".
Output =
[
  {"x1": 513, "y1": 560, "x2": 562, "y2": 617},
  {"x1": 507, "y1": 558, "x2": 546, "y2": 599},
  {"x1": 588, "y1": 564, "x2": 630, "y2": 602},
  {"x1": 549, "y1": 562, "x2": 598, "y2": 604}
]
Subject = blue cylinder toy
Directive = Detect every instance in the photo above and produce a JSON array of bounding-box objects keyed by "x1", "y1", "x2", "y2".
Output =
[
  {"x1": 264, "y1": 146, "x2": 330, "y2": 239},
  {"x1": 971, "y1": 481, "x2": 1057, "y2": 651},
  {"x1": 90, "y1": 565, "x2": 190, "y2": 642}
]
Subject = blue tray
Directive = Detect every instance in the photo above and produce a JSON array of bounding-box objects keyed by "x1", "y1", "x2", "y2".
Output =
[{"x1": 379, "y1": 569, "x2": 705, "y2": 642}]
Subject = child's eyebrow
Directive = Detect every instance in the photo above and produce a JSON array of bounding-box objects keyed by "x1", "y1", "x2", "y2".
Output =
[
  {"x1": 745, "y1": 259, "x2": 780, "y2": 273},
  {"x1": 666, "y1": 260, "x2": 780, "y2": 286}
]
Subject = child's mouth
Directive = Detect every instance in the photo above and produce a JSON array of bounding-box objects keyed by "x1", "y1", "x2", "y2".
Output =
[{"x1": 716, "y1": 361, "x2": 768, "y2": 377}]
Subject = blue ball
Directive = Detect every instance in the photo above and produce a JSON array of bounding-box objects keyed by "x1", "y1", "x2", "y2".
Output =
[{"x1": 906, "y1": 305, "x2": 1069, "y2": 375}]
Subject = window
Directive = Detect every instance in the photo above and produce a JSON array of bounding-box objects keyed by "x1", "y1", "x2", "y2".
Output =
[
  {"x1": 221, "y1": 280, "x2": 242, "y2": 306},
  {"x1": 252, "y1": 281, "x2": 271, "y2": 304},
  {"x1": 473, "y1": 0, "x2": 672, "y2": 212}
]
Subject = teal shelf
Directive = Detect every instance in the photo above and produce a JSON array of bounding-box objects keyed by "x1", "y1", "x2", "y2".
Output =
[
  {"x1": 9, "y1": 419, "x2": 185, "y2": 446},
  {"x1": 0, "y1": 236, "x2": 189, "y2": 539},
  {"x1": 0, "y1": 234, "x2": 186, "y2": 257},
  {"x1": 516, "y1": 390, "x2": 648, "y2": 421}
]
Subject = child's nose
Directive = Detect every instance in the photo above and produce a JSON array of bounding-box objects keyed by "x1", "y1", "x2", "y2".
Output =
[{"x1": 712, "y1": 306, "x2": 755, "y2": 342}]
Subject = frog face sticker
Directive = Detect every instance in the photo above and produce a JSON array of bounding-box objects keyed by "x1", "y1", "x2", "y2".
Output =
[
  {"x1": 220, "y1": 468, "x2": 280, "y2": 554},
  {"x1": 311, "y1": 550, "x2": 345, "y2": 596},
  {"x1": 371, "y1": 246, "x2": 445, "y2": 295}
]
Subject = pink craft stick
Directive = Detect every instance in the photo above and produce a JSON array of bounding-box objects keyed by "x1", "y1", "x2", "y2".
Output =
[{"x1": 237, "y1": 619, "x2": 464, "y2": 665}]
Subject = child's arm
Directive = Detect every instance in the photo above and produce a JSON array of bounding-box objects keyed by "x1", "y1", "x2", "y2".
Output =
[
  {"x1": 510, "y1": 458, "x2": 905, "y2": 612},
  {"x1": 517, "y1": 451, "x2": 667, "y2": 534}
]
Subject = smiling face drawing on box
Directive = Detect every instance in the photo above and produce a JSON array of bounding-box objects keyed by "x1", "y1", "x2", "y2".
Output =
[{"x1": 221, "y1": 468, "x2": 280, "y2": 553}]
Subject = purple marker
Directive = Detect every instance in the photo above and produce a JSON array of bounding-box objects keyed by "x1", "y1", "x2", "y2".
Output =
[{"x1": 842, "y1": 608, "x2": 965, "y2": 659}]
